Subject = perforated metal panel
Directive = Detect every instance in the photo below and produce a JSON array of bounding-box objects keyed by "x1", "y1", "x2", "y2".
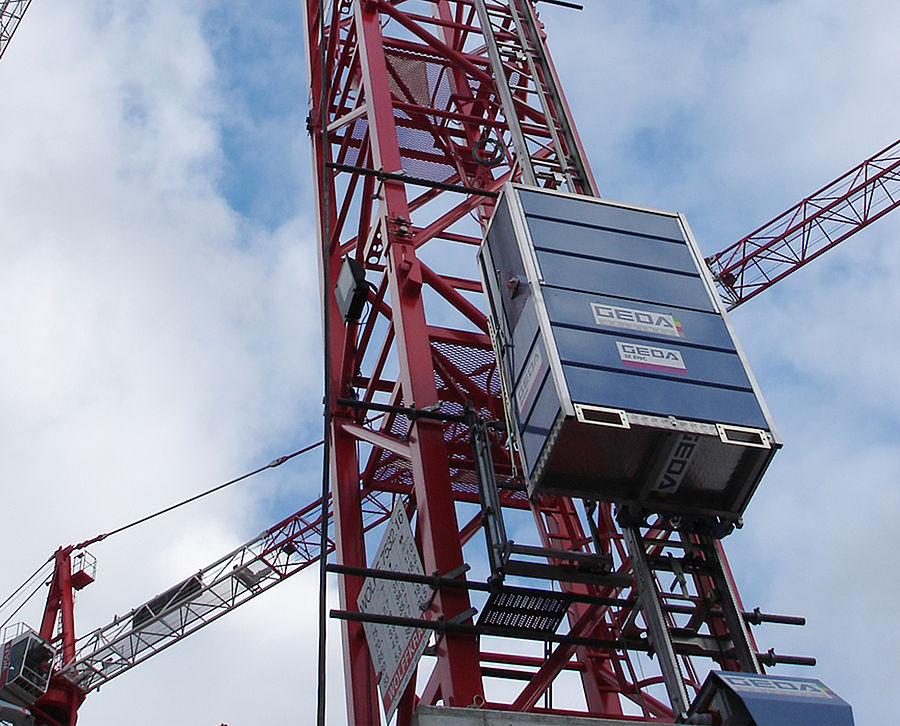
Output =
[{"x1": 477, "y1": 589, "x2": 570, "y2": 634}]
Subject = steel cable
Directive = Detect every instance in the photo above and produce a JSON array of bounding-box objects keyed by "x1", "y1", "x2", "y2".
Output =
[
  {"x1": 75, "y1": 440, "x2": 323, "y2": 550},
  {"x1": 0, "y1": 574, "x2": 51, "y2": 631},
  {"x1": 315, "y1": 0, "x2": 332, "y2": 720},
  {"x1": 0, "y1": 557, "x2": 53, "y2": 624}
]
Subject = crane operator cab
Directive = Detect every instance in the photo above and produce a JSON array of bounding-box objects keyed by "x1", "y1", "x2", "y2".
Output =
[
  {"x1": 0, "y1": 624, "x2": 55, "y2": 708},
  {"x1": 478, "y1": 184, "x2": 781, "y2": 532}
]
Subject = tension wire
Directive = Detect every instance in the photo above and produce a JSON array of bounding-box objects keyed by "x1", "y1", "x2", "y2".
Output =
[{"x1": 75, "y1": 439, "x2": 324, "y2": 550}]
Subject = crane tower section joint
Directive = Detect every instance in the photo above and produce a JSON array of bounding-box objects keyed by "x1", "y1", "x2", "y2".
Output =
[{"x1": 478, "y1": 184, "x2": 781, "y2": 527}]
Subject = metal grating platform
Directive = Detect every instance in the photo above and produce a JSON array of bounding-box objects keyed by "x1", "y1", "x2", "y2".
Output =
[{"x1": 477, "y1": 588, "x2": 570, "y2": 634}]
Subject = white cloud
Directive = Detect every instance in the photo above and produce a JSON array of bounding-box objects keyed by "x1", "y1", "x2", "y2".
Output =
[
  {"x1": 1, "y1": 0, "x2": 898, "y2": 724},
  {"x1": 1, "y1": 1, "x2": 325, "y2": 723}
]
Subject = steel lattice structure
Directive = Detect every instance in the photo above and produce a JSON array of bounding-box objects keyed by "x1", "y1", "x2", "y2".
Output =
[
  {"x1": 60, "y1": 498, "x2": 348, "y2": 695},
  {"x1": 301, "y1": 1, "x2": 805, "y2": 723},
  {"x1": 707, "y1": 137, "x2": 900, "y2": 309},
  {"x1": 0, "y1": 0, "x2": 32, "y2": 61}
]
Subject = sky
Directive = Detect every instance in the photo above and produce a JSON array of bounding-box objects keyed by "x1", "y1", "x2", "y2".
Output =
[{"x1": 1, "y1": 0, "x2": 898, "y2": 724}]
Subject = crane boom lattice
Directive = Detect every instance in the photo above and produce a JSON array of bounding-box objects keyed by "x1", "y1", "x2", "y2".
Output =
[
  {"x1": 58, "y1": 496, "x2": 389, "y2": 695},
  {"x1": 707, "y1": 137, "x2": 900, "y2": 308},
  {"x1": 0, "y1": 0, "x2": 32, "y2": 61}
]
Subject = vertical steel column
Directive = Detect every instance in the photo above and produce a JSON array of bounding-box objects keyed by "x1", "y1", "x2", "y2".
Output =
[
  {"x1": 36, "y1": 548, "x2": 85, "y2": 726},
  {"x1": 40, "y1": 548, "x2": 77, "y2": 666},
  {"x1": 622, "y1": 526, "x2": 691, "y2": 718},
  {"x1": 305, "y1": 0, "x2": 382, "y2": 720},
  {"x1": 331, "y1": 427, "x2": 382, "y2": 723},
  {"x1": 694, "y1": 535, "x2": 762, "y2": 674},
  {"x1": 472, "y1": 0, "x2": 538, "y2": 185},
  {"x1": 345, "y1": 0, "x2": 485, "y2": 710}
]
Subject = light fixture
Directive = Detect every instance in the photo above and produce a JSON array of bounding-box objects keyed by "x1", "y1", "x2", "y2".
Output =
[{"x1": 334, "y1": 256, "x2": 368, "y2": 323}]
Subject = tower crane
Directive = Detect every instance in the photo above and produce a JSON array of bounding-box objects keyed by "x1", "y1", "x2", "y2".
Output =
[
  {"x1": 1, "y1": 499, "x2": 351, "y2": 726},
  {"x1": 0, "y1": 0, "x2": 892, "y2": 724}
]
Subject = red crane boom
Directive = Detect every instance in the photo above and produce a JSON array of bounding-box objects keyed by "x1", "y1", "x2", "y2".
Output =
[{"x1": 707, "y1": 137, "x2": 900, "y2": 309}]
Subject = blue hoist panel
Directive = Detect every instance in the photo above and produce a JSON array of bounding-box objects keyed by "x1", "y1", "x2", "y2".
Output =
[
  {"x1": 478, "y1": 184, "x2": 780, "y2": 523},
  {"x1": 689, "y1": 671, "x2": 854, "y2": 725}
]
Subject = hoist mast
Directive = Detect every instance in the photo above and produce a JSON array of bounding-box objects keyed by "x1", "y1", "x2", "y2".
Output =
[{"x1": 303, "y1": 1, "x2": 827, "y2": 723}]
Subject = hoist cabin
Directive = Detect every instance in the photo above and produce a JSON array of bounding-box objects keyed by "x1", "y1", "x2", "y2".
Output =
[{"x1": 478, "y1": 184, "x2": 781, "y2": 525}]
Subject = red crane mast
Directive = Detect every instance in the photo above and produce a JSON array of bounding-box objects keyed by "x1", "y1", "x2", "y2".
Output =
[{"x1": 302, "y1": 1, "x2": 814, "y2": 723}]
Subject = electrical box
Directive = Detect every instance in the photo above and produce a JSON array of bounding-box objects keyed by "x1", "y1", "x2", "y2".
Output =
[
  {"x1": 478, "y1": 184, "x2": 780, "y2": 523},
  {"x1": 688, "y1": 671, "x2": 854, "y2": 725},
  {"x1": 0, "y1": 625, "x2": 54, "y2": 708}
]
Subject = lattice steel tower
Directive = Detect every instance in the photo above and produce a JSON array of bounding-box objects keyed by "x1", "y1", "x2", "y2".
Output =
[{"x1": 299, "y1": 1, "x2": 847, "y2": 724}]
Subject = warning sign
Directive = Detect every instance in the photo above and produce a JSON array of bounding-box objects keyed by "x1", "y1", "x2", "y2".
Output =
[{"x1": 357, "y1": 501, "x2": 430, "y2": 721}]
